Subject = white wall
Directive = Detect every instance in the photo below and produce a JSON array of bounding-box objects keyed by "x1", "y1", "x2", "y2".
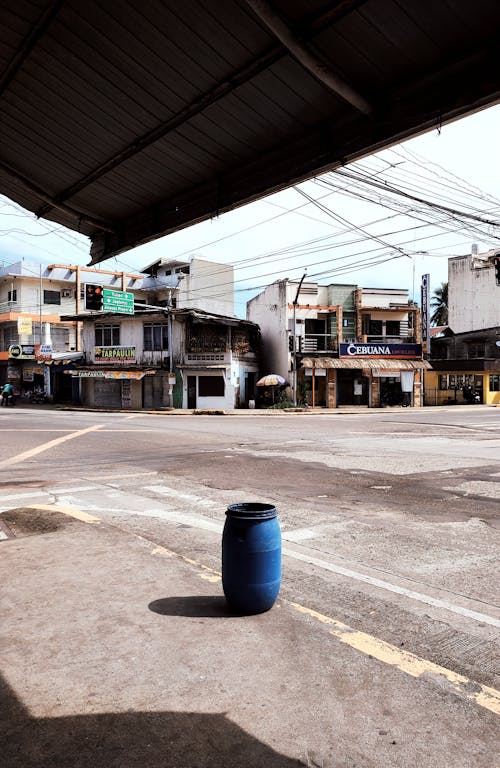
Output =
[
  {"x1": 247, "y1": 281, "x2": 289, "y2": 378},
  {"x1": 178, "y1": 258, "x2": 234, "y2": 316},
  {"x1": 449, "y1": 255, "x2": 500, "y2": 333},
  {"x1": 361, "y1": 288, "x2": 409, "y2": 308},
  {"x1": 0, "y1": 276, "x2": 78, "y2": 350}
]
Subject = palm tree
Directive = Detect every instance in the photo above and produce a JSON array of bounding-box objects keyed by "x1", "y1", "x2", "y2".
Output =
[{"x1": 430, "y1": 282, "x2": 448, "y2": 326}]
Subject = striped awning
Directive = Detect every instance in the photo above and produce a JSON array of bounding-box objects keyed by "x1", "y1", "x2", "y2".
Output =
[
  {"x1": 301, "y1": 358, "x2": 431, "y2": 370},
  {"x1": 65, "y1": 369, "x2": 155, "y2": 379}
]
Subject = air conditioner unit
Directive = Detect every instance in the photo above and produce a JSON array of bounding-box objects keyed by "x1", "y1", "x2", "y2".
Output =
[{"x1": 62, "y1": 289, "x2": 71, "y2": 298}]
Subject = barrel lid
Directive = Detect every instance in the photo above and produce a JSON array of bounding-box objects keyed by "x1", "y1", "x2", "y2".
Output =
[{"x1": 226, "y1": 502, "x2": 277, "y2": 520}]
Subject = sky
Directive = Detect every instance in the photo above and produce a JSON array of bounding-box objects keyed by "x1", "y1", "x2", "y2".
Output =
[{"x1": 1, "y1": 103, "x2": 499, "y2": 318}]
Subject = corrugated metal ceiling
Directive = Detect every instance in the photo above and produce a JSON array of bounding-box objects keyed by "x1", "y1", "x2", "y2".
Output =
[{"x1": 1, "y1": 0, "x2": 499, "y2": 264}]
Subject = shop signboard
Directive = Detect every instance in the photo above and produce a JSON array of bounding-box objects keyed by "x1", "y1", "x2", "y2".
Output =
[
  {"x1": 66, "y1": 369, "x2": 146, "y2": 379},
  {"x1": 102, "y1": 288, "x2": 134, "y2": 314},
  {"x1": 339, "y1": 343, "x2": 422, "y2": 359},
  {"x1": 94, "y1": 346, "x2": 136, "y2": 363},
  {"x1": 37, "y1": 344, "x2": 53, "y2": 360},
  {"x1": 7, "y1": 365, "x2": 21, "y2": 380},
  {"x1": 421, "y1": 274, "x2": 430, "y2": 354},
  {"x1": 8, "y1": 344, "x2": 35, "y2": 359},
  {"x1": 17, "y1": 316, "x2": 33, "y2": 335}
]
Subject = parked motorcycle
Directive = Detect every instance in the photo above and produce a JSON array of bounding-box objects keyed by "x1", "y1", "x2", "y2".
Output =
[
  {"x1": 31, "y1": 391, "x2": 47, "y2": 404},
  {"x1": 1, "y1": 393, "x2": 16, "y2": 407},
  {"x1": 462, "y1": 386, "x2": 481, "y2": 404}
]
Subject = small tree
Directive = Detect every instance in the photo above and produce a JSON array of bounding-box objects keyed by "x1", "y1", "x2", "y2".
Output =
[{"x1": 430, "y1": 282, "x2": 448, "y2": 326}]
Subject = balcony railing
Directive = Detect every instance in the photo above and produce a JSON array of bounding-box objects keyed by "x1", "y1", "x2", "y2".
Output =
[
  {"x1": 0, "y1": 300, "x2": 18, "y2": 314},
  {"x1": 366, "y1": 333, "x2": 415, "y2": 343},
  {"x1": 300, "y1": 333, "x2": 416, "y2": 353},
  {"x1": 302, "y1": 335, "x2": 338, "y2": 353}
]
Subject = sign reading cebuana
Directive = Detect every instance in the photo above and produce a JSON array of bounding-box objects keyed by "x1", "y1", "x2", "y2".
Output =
[{"x1": 339, "y1": 343, "x2": 422, "y2": 359}]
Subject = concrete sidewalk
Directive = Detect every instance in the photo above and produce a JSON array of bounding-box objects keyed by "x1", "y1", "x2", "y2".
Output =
[{"x1": 1, "y1": 506, "x2": 498, "y2": 767}]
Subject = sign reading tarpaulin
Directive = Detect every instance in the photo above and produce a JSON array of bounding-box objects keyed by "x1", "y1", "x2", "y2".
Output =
[
  {"x1": 67, "y1": 370, "x2": 149, "y2": 379},
  {"x1": 94, "y1": 346, "x2": 136, "y2": 363}
]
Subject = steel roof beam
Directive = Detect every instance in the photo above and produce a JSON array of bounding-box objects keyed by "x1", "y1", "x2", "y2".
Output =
[
  {"x1": 35, "y1": 2, "x2": 366, "y2": 220},
  {"x1": 244, "y1": 0, "x2": 372, "y2": 115}
]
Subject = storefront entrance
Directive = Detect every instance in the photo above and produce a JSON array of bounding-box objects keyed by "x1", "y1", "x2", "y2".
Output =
[
  {"x1": 337, "y1": 370, "x2": 369, "y2": 405},
  {"x1": 379, "y1": 376, "x2": 404, "y2": 406}
]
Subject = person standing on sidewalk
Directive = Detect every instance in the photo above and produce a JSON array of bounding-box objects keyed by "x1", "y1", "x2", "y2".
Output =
[{"x1": 1, "y1": 382, "x2": 14, "y2": 406}]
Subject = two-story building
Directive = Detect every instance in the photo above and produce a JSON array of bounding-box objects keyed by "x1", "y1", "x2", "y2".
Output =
[
  {"x1": 0, "y1": 255, "x2": 239, "y2": 403},
  {"x1": 247, "y1": 279, "x2": 428, "y2": 408},
  {"x1": 62, "y1": 307, "x2": 259, "y2": 410},
  {"x1": 0, "y1": 260, "x2": 146, "y2": 400},
  {"x1": 424, "y1": 248, "x2": 500, "y2": 406}
]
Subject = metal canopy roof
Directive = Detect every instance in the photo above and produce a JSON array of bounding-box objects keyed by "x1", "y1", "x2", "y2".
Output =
[
  {"x1": 301, "y1": 357, "x2": 431, "y2": 369},
  {"x1": 1, "y1": 1, "x2": 499, "y2": 265}
]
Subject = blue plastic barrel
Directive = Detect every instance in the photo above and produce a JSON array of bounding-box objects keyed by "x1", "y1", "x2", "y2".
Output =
[{"x1": 222, "y1": 502, "x2": 281, "y2": 614}]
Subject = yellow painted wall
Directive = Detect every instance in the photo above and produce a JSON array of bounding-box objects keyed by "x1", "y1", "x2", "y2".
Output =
[{"x1": 424, "y1": 370, "x2": 500, "y2": 406}]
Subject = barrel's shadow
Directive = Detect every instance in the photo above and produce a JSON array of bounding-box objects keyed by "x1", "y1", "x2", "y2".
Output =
[{"x1": 148, "y1": 596, "x2": 237, "y2": 618}]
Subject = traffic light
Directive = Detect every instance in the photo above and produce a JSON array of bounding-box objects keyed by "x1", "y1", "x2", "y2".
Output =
[
  {"x1": 289, "y1": 334, "x2": 294, "y2": 352},
  {"x1": 85, "y1": 283, "x2": 103, "y2": 311},
  {"x1": 494, "y1": 253, "x2": 500, "y2": 286}
]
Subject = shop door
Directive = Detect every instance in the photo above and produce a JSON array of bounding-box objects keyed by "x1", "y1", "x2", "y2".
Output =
[
  {"x1": 380, "y1": 377, "x2": 403, "y2": 406},
  {"x1": 54, "y1": 371, "x2": 73, "y2": 403},
  {"x1": 187, "y1": 376, "x2": 197, "y2": 409},
  {"x1": 94, "y1": 379, "x2": 121, "y2": 408},
  {"x1": 143, "y1": 374, "x2": 164, "y2": 408},
  {"x1": 337, "y1": 370, "x2": 368, "y2": 405}
]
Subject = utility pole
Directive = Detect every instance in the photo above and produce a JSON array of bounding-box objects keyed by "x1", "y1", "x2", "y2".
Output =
[
  {"x1": 39, "y1": 263, "x2": 43, "y2": 343},
  {"x1": 292, "y1": 272, "x2": 307, "y2": 406}
]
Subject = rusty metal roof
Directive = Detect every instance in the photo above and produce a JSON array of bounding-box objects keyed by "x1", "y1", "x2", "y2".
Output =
[
  {"x1": 302, "y1": 357, "x2": 431, "y2": 369},
  {"x1": 1, "y1": 1, "x2": 499, "y2": 264}
]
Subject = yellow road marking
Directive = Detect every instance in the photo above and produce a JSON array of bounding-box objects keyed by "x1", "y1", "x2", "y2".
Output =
[
  {"x1": 150, "y1": 544, "x2": 222, "y2": 582},
  {"x1": 0, "y1": 424, "x2": 104, "y2": 469},
  {"x1": 14, "y1": 505, "x2": 497, "y2": 715},
  {"x1": 290, "y1": 602, "x2": 500, "y2": 716},
  {"x1": 28, "y1": 504, "x2": 101, "y2": 524}
]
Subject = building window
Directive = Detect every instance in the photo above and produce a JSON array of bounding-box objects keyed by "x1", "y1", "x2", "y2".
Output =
[
  {"x1": 95, "y1": 324, "x2": 120, "y2": 346},
  {"x1": 198, "y1": 375, "x2": 224, "y2": 397},
  {"x1": 143, "y1": 323, "x2": 168, "y2": 351},
  {"x1": 432, "y1": 342, "x2": 448, "y2": 359},
  {"x1": 467, "y1": 343, "x2": 485, "y2": 358},
  {"x1": 369, "y1": 320, "x2": 383, "y2": 335},
  {"x1": 3, "y1": 325, "x2": 18, "y2": 346},
  {"x1": 386, "y1": 320, "x2": 400, "y2": 336},
  {"x1": 43, "y1": 289, "x2": 61, "y2": 305},
  {"x1": 490, "y1": 375, "x2": 500, "y2": 392},
  {"x1": 8, "y1": 289, "x2": 17, "y2": 302}
]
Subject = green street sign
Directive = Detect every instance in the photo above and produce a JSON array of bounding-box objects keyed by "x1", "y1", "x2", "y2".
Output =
[{"x1": 102, "y1": 288, "x2": 134, "y2": 315}]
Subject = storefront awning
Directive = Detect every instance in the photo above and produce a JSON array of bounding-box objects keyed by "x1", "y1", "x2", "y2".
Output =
[
  {"x1": 65, "y1": 369, "x2": 155, "y2": 379},
  {"x1": 179, "y1": 364, "x2": 227, "y2": 370},
  {"x1": 301, "y1": 358, "x2": 431, "y2": 370},
  {"x1": 51, "y1": 352, "x2": 85, "y2": 361},
  {"x1": 43, "y1": 352, "x2": 84, "y2": 365}
]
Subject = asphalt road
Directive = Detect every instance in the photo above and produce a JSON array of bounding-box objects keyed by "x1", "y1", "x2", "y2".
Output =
[{"x1": 1, "y1": 404, "x2": 499, "y2": 766}]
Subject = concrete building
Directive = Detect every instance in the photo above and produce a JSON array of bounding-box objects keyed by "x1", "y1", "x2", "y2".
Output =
[
  {"x1": 65, "y1": 308, "x2": 259, "y2": 410},
  {"x1": 448, "y1": 249, "x2": 500, "y2": 333},
  {"x1": 247, "y1": 279, "x2": 427, "y2": 408},
  {"x1": 0, "y1": 256, "x2": 237, "y2": 403},
  {"x1": 424, "y1": 248, "x2": 500, "y2": 406},
  {"x1": 141, "y1": 256, "x2": 234, "y2": 317}
]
